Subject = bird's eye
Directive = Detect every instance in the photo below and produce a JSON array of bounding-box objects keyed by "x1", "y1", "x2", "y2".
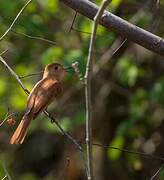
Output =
[{"x1": 54, "y1": 66, "x2": 58, "y2": 70}]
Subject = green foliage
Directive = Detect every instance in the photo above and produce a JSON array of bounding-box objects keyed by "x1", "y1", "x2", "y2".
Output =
[
  {"x1": 64, "y1": 49, "x2": 86, "y2": 76},
  {"x1": 137, "y1": 13, "x2": 152, "y2": 28},
  {"x1": 0, "y1": 105, "x2": 6, "y2": 117},
  {"x1": 0, "y1": 164, "x2": 6, "y2": 180},
  {"x1": 108, "y1": 136, "x2": 124, "y2": 161},
  {"x1": 42, "y1": 111, "x2": 85, "y2": 133},
  {"x1": 159, "y1": 169, "x2": 164, "y2": 179},
  {"x1": 0, "y1": 78, "x2": 7, "y2": 96},
  {"x1": 96, "y1": 31, "x2": 116, "y2": 50},
  {"x1": 116, "y1": 88, "x2": 148, "y2": 137},
  {"x1": 130, "y1": 89, "x2": 148, "y2": 120},
  {"x1": 43, "y1": 117, "x2": 72, "y2": 133},
  {"x1": 79, "y1": 19, "x2": 92, "y2": 40},
  {"x1": 116, "y1": 55, "x2": 144, "y2": 86},
  {"x1": 110, "y1": 0, "x2": 122, "y2": 11},
  {"x1": 72, "y1": 111, "x2": 85, "y2": 125},
  {"x1": 0, "y1": 0, "x2": 164, "y2": 179},
  {"x1": 41, "y1": 46, "x2": 63, "y2": 65},
  {"x1": 127, "y1": 155, "x2": 142, "y2": 171},
  {"x1": 20, "y1": 173, "x2": 38, "y2": 180},
  {"x1": 0, "y1": 1, "x2": 18, "y2": 17},
  {"x1": 150, "y1": 76, "x2": 164, "y2": 104},
  {"x1": 38, "y1": 0, "x2": 59, "y2": 14}
]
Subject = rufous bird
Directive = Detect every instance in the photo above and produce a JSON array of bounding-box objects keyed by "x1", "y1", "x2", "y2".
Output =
[{"x1": 10, "y1": 62, "x2": 71, "y2": 144}]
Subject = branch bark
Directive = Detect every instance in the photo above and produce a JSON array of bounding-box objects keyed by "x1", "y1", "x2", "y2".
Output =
[
  {"x1": 84, "y1": 1, "x2": 111, "y2": 179},
  {"x1": 60, "y1": 0, "x2": 164, "y2": 56}
]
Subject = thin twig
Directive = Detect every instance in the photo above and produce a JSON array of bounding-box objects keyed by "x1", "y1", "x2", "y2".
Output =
[
  {"x1": 0, "y1": 49, "x2": 8, "y2": 56},
  {"x1": 0, "y1": 56, "x2": 82, "y2": 150},
  {"x1": 0, "y1": 0, "x2": 32, "y2": 41},
  {"x1": 0, "y1": 56, "x2": 29, "y2": 95},
  {"x1": 92, "y1": 143, "x2": 164, "y2": 162},
  {"x1": 68, "y1": 11, "x2": 78, "y2": 33},
  {"x1": 67, "y1": 0, "x2": 151, "y2": 78},
  {"x1": 93, "y1": 37, "x2": 127, "y2": 75},
  {"x1": 44, "y1": 111, "x2": 88, "y2": 177},
  {"x1": 150, "y1": 163, "x2": 164, "y2": 180},
  {"x1": 61, "y1": 0, "x2": 164, "y2": 56},
  {"x1": 1, "y1": 175, "x2": 7, "y2": 180},
  {"x1": 12, "y1": 30, "x2": 56, "y2": 45},
  {"x1": 43, "y1": 111, "x2": 82, "y2": 151},
  {"x1": 84, "y1": 1, "x2": 111, "y2": 179},
  {"x1": 0, "y1": 55, "x2": 89, "y2": 178},
  {"x1": 93, "y1": 0, "x2": 151, "y2": 75},
  {"x1": 0, "y1": 112, "x2": 16, "y2": 127},
  {"x1": 1, "y1": 162, "x2": 11, "y2": 180},
  {"x1": 19, "y1": 71, "x2": 43, "y2": 79},
  {"x1": 72, "y1": 28, "x2": 92, "y2": 35}
]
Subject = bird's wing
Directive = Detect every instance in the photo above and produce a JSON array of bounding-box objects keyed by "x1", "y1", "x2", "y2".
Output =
[{"x1": 27, "y1": 78, "x2": 62, "y2": 116}]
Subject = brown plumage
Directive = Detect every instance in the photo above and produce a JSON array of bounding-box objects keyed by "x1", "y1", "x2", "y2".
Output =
[{"x1": 10, "y1": 62, "x2": 66, "y2": 144}]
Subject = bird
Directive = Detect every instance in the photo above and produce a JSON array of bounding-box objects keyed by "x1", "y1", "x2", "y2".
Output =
[{"x1": 10, "y1": 62, "x2": 70, "y2": 144}]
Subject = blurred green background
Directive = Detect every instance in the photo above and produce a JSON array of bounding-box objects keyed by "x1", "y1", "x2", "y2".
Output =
[{"x1": 0, "y1": 0, "x2": 164, "y2": 179}]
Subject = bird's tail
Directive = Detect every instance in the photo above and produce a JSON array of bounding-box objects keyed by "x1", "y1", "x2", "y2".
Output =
[{"x1": 10, "y1": 113, "x2": 33, "y2": 144}]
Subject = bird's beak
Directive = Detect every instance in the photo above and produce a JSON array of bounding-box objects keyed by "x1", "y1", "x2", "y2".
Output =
[{"x1": 64, "y1": 66, "x2": 73, "y2": 72}]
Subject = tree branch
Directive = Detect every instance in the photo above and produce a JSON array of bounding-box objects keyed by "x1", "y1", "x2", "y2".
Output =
[
  {"x1": 1, "y1": 161, "x2": 11, "y2": 180},
  {"x1": 150, "y1": 164, "x2": 164, "y2": 180},
  {"x1": 12, "y1": 30, "x2": 56, "y2": 45},
  {"x1": 0, "y1": 55, "x2": 82, "y2": 152},
  {"x1": 60, "y1": 0, "x2": 164, "y2": 56},
  {"x1": 0, "y1": 55, "x2": 90, "y2": 178},
  {"x1": 84, "y1": 1, "x2": 111, "y2": 179},
  {"x1": 0, "y1": 112, "x2": 16, "y2": 127}
]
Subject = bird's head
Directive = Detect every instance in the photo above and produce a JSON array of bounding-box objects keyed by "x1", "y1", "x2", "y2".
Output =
[{"x1": 43, "y1": 62, "x2": 72, "y2": 81}]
